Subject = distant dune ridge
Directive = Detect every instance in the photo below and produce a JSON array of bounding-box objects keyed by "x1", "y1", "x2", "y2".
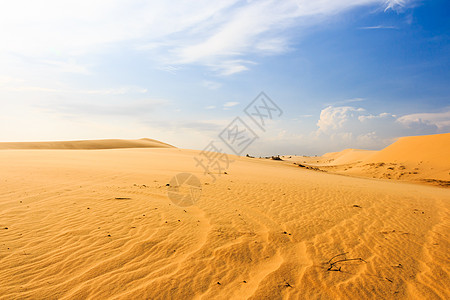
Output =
[
  {"x1": 323, "y1": 133, "x2": 450, "y2": 166},
  {"x1": 321, "y1": 149, "x2": 378, "y2": 166},
  {"x1": 0, "y1": 138, "x2": 175, "y2": 150},
  {"x1": 366, "y1": 133, "x2": 450, "y2": 167},
  {"x1": 287, "y1": 133, "x2": 450, "y2": 185}
]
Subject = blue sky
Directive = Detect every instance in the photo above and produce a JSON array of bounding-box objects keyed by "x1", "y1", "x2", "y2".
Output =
[{"x1": 0, "y1": 0, "x2": 449, "y2": 155}]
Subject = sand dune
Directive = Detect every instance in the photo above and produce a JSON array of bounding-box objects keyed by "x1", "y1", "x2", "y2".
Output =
[
  {"x1": 366, "y1": 133, "x2": 450, "y2": 167},
  {"x1": 286, "y1": 133, "x2": 450, "y2": 187},
  {"x1": 321, "y1": 149, "x2": 378, "y2": 166},
  {"x1": 0, "y1": 138, "x2": 174, "y2": 150},
  {"x1": 0, "y1": 141, "x2": 449, "y2": 299}
]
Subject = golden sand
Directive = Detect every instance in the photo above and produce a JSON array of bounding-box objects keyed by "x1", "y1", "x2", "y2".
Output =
[
  {"x1": 0, "y1": 135, "x2": 449, "y2": 299},
  {"x1": 286, "y1": 133, "x2": 450, "y2": 187}
]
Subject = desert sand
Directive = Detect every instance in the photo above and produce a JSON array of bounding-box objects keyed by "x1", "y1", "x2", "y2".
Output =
[
  {"x1": 284, "y1": 133, "x2": 450, "y2": 187},
  {"x1": 0, "y1": 136, "x2": 449, "y2": 299},
  {"x1": 0, "y1": 138, "x2": 174, "y2": 150}
]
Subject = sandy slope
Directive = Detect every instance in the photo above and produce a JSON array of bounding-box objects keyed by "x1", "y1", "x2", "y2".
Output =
[
  {"x1": 285, "y1": 133, "x2": 450, "y2": 187},
  {"x1": 321, "y1": 149, "x2": 378, "y2": 166},
  {"x1": 0, "y1": 146, "x2": 449, "y2": 299},
  {"x1": 0, "y1": 138, "x2": 174, "y2": 150},
  {"x1": 367, "y1": 133, "x2": 450, "y2": 166}
]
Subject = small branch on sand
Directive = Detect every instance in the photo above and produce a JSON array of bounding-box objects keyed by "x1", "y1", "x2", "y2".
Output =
[
  {"x1": 280, "y1": 280, "x2": 293, "y2": 288},
  {"x1": 327, "y1": 252, "x2": 348, "y2": 264},
  {"x1": 327, "y1": 252, "x2": 366, "y2": 271}
]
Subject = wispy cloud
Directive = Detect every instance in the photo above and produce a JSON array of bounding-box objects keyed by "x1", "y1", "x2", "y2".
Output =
[
  {"x1": 223, "y1": 101, "x2": 240, "y2": 109},
  {"x1": 156, "y1": 66, "x2": 180, "y2": 75},
  {"x1": 384, "y1": 0, "x2": 408, "y2": 12},
  {"x1": 397, "y1": 109, "x2": 450, "y2": 130},
  {"x1": 359, "y1": 25, "x2": 398, "y2": 30},
  {"x1": 0, "y1": 0, "x2": 415, "y2": 77}
]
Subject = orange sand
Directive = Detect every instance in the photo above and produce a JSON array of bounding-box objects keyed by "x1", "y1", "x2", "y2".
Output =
[
  {"x1": 0, "y1": 136, "x2": 449, "y2": 299},
  {"x1": 286, "y1": 133, "x2": 450, "y2": 187},
  {"x1": 0, "y1": 138, "x2": 174, "y2": 150}
]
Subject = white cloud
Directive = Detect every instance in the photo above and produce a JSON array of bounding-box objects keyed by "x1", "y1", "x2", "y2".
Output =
[
  {"x1": 384, "y1": 0, "x2": 407, "y2": 11},
  {"x1": 156, "y1": 66, "x2": 180, "y2": 74},
  {"x1": 397, "y1": 110, "x2": 450, "y2": 130},
  {"x1": 317, "y1": 106, "x2": 366, "y2": 132},
  {"x1": 315, "y1": 105, "x2": 450, "y2": 150},
  {"x1": 223, "y1": 101, "x2": 240, "y2": 108},
  {"x1": 0, "y1": 0, "x2": 415, "y2": 76},
  {"x1": 359, "y1": 25, "x2": 397, "y2": 29},
  {"x1": 252, "y1": 105, "x2": 449, "y2": 155}
]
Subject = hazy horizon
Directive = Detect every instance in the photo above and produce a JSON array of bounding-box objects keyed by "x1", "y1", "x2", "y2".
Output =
[{"x1": 1, "y1": 0, "x2": 449, "y2": 156}]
